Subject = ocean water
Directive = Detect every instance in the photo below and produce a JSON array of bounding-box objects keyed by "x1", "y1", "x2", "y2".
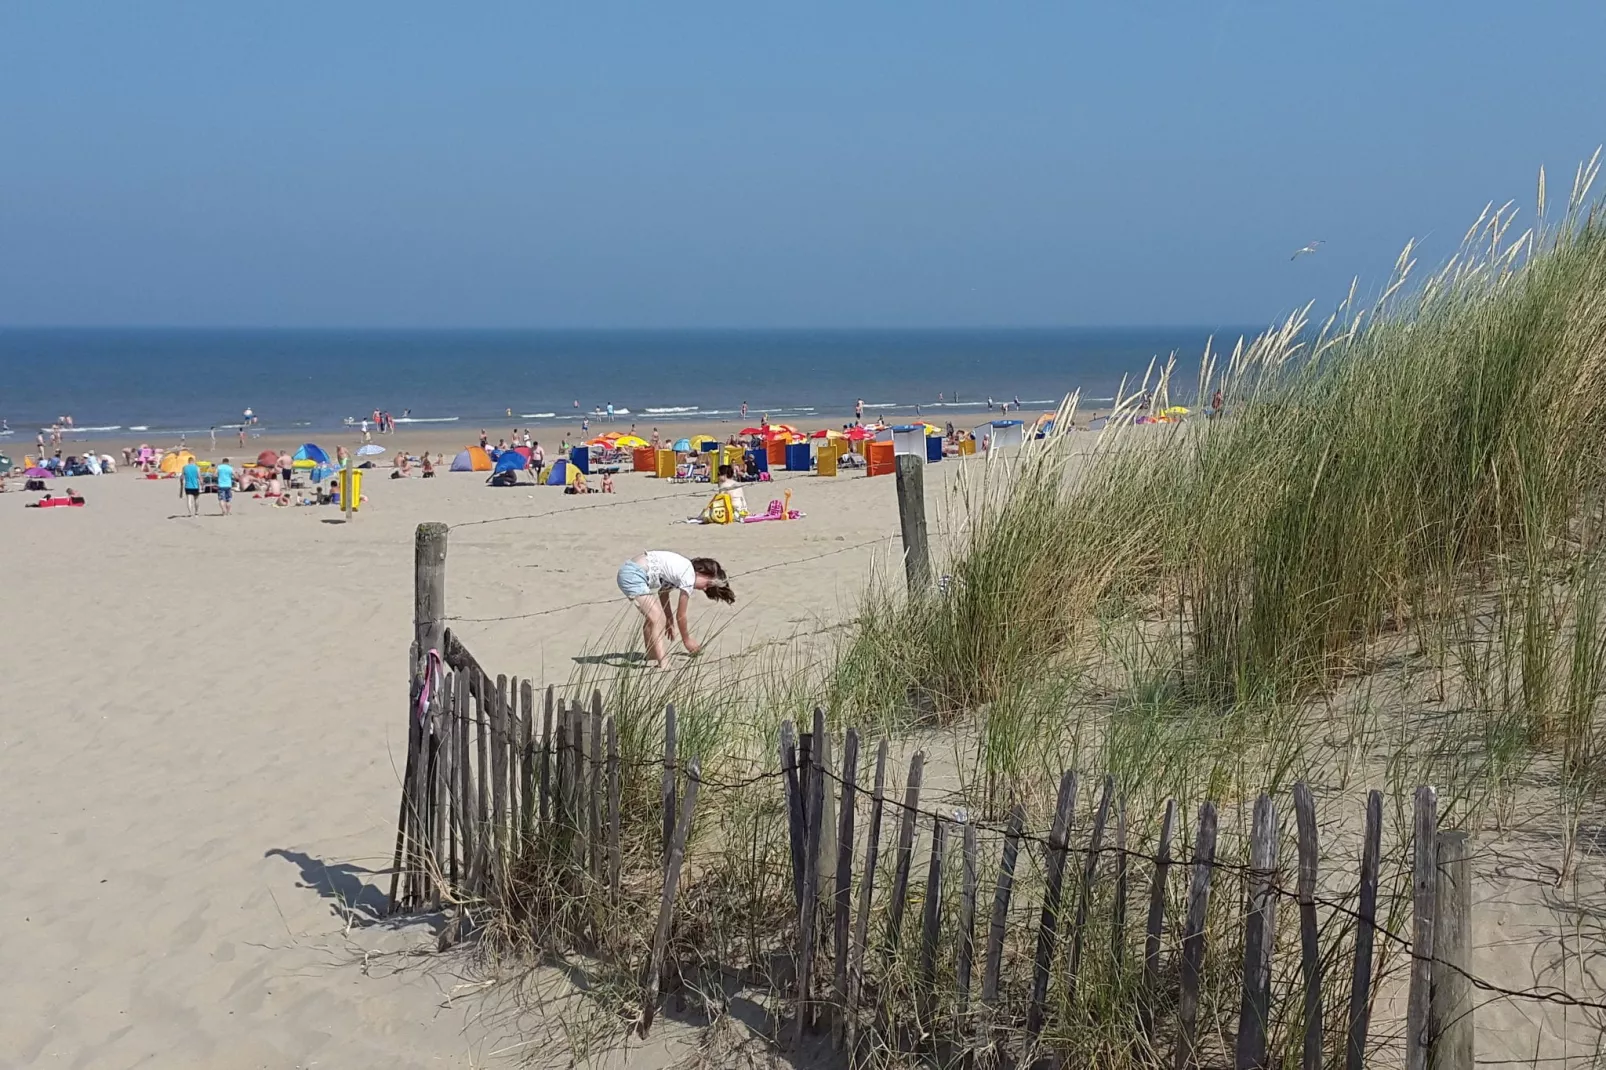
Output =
[{"x1": 0, "y1": 327, "x2": 1235, "y2": 439}]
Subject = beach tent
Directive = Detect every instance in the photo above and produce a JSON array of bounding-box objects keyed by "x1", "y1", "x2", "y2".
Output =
[
  {"x1": 293, "y1": 443, "x2": 330, "y2": 465},
  {"x1": 159, "y1": 450, "x2": 196, "y2": 475},
  {"x1": 450, "y1": 446, "x2": 493, "y2": 472},
  {"x1": 544, "y1": 459, "x2": 570, "y2": 485},
  {"x1": 513, "y1": 445, "x2": 533, "y2": 461},
  {"x1": 672, "y1": 438, "x2": 692, "y2": 451},
  {"x1": 494, "y1": 450, "x2": 529, "y2": 473}
]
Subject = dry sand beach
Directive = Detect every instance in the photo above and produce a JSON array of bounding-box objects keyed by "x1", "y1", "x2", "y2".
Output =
[{"x1": 0, "y1": 432, "x2": 973, "y2": 1068}]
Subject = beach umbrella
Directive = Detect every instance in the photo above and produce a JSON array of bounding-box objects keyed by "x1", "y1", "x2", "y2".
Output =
[
  {"x1": 810, "y1": 429, "x2": 845, "y2": 439},
  {"x1": 739, "y1": 426, "x2": 765, "y2": 436},
  {"x1": 614, "y1": 435, "x2": 649, "y2": 449},
  {"x1": 24, "y1": 466, "x2": 51, "y2": 478},
  {"x1": 357, "y1": 444, "x2": 386, "y2": 456},
  {"x1": 494, "y1": 450, "x2": 529, "y2": 473},
  {"x1": 845, "y1": 426, "x2": 876, "y2": 441},
  {"x1": 672, "y1": 438, "x2": 693, "y2": 451},
  {"x1": 256, "y1": 449, "x2": 279, "y2": 467}
]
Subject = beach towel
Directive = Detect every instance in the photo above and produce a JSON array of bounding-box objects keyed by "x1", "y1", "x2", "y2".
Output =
[{"x1": 741, "y1": 496, "x2": 803, "y2": 523}]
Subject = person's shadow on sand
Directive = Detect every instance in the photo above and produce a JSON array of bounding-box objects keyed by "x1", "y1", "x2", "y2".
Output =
[
  {"x1": 264, "y1": 848, "x2": 391, "y2": 924},
  {"x1": 571, "y1": 652, "x2": 647, "y2": 668}
]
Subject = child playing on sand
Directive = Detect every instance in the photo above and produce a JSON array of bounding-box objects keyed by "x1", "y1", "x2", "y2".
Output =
[
  {"x1": 615, "y1": 552, "x2": 735, "y2": 669},
  {"x1": 601, "y1": 471, "x2": 615, "y2": 493}
]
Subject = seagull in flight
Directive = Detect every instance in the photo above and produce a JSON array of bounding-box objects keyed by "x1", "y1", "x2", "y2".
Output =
[{"x1": 1290, "y1": 240, "x2": 1325, "y2": 260}]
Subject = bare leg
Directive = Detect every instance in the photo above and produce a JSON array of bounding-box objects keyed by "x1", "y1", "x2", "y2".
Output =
[{"x1": 632, "y1": 594, "x2": 670, "y2": 668}]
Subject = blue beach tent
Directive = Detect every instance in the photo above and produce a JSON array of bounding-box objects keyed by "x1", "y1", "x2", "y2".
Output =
[
  {"x1": 293, "y1": 443, "x2": 330, "y2": 465},
  {"x1": 494, "y1": 450, "x2": 529, "y2": 473},
  {"x1": 545, "y1": 459, "x2": 570, "y2": 485}
]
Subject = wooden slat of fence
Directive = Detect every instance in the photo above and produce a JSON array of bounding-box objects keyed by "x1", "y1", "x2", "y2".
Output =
[
  {"x1": 780, "y1": 719, "x2": 804, "y2": 909},
  {"x1": 1345, "y1": 789, "x2": 1382, "y2": 1070},
  {"x1": 456, "y1": 669, "x2": 476, "y2": 901},
  {"x1": 491, "y1": 675, "x2": 508, "y2": 870},
  {"x1": 816, "y1": 714, "x2": 837, "y2": 930},
  {"x1": 473, "y1": 673, "x2": 490, "y2": 896},
  {"x1": 1236, "y1": 792, "x2": 1278, "y2": 1070},
  {"x1": 606, "y1": 714, "x2": 621, "y2": 903},
  {"x1": 983, "y1": 802, "x2": 1026, "y2": 1008},
  {"x1": 1142, "y1": 798, "x2": 1177, "y2": 1041},
  {"x1": 917, "y1": 817, "x2": 947, "y2": 1035},
  {"x1": 1405, "y1": 785, "x2": 1438, "y2": 1070},
  {"x1": 831, "y1": 728, "x2": 860, "y2": 1051},
  {"x1": 1432, "y1": 830, "x2": 1473, "y2": 1070},
  {"x1": 845, "y1": 737, "x2": 889, "y2": 1055},
  {"x1": 389, "y1": 647, "x2": 422, "y2": 913},
  {"x1": 1112, "y1": 796, "x2": 1128, "y2": 973},
  {"x1": 589, "y1": 690, "x2": 603, "y2": 887},
  {"x1": 1067, "y1": 773, "x2": 1113, "y2": 1005},
  {"x1": 1293, "y1": 782, "x2": 1322, "y2": 1070},
  {"x1": 640, "y1": 759, "x2": 701, "y2": 1038},
  {"x1": 883, "y1": 750, "x2": 926, "y2": 958},
  {"x1": 568, "y1": 703, "x2": 586, "y2": 878},
  {"x1": 540, "y1": 684, "x2": 554, "y2": 830},
  {"x1": 1026, "y1": 770, "x2": 1077, "y2": 1040},
  {"x1": 445, "y1": 669, "x2": 459, "y2": 890},
  {"x1": 1173, "y1": 801, "x2": 1219, "y2": 1070},
  {"x1": 519, "y1": 680, "x2": 534, "y2": 845},
  {"x1": 957, "y1": 817, "x2": 978, "y2": 1025},
  {"x1": 795, "y1": 714, "x2": 828, "y2": 1045}
]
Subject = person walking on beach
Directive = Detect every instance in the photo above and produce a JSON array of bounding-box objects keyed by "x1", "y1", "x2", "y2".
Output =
[
  {"x1": 180, "y1": 456, "x2": 201, "y2": 516},
  {"x1": 854, "y1": 399, "x2": 863, "y2": 422},
  {"x1": 531, "y1": 441, "x2": 544, "y2": 479},
  {"x1": 741, "y1": 401, "x2": 748, "y2": 419},
  {"x1": 606, "y1": 402, "x2": 615, "y2": 422},
  {"x1": 479, "y1": 428, "x2": 488, "y2": 449},
  {"x1": 215, "y1": 457, "x2": 235, "y2": 515},
  {"x1": 615, "y1": 551, "x2": 735, "y2": 669}
]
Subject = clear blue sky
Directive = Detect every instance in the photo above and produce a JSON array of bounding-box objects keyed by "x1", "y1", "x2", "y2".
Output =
[{"x1": 1, "y1": 2, "x2": 1602, "y2": 329}]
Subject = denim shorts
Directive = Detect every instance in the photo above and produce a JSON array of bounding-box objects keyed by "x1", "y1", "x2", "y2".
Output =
[
  {"x1": 616, "y1": 561, "x2": 651, "y2": 598},
  {"x1": 217, "y1": 487, "x2": 233, "y2": 502}
]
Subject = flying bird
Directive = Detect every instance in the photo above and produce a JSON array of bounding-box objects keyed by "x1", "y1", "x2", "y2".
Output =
[{"x1": 1290, "y1": 240, "x2": 1325, "y2": 260}]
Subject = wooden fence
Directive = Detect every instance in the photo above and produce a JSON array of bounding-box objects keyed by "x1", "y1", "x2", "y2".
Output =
[{"x1": 393, "y1": 524, "x2": 1476, "y2": 1068}]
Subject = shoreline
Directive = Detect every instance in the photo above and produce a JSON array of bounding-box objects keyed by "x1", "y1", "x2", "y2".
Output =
[{"x1": 14, "y1": 405, "x2": 1112, "y2": 462}]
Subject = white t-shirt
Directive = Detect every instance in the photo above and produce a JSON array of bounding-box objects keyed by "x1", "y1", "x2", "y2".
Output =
[{"x1": 642, "y1": 551, "x2": 697, "y2": 594}]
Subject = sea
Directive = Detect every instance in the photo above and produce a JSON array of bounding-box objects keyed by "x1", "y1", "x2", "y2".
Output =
[{"x1": 0, "y1": 327, "x2": 1239, "y2": 441}]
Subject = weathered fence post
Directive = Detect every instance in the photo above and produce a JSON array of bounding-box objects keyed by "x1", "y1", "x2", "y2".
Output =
[
  {"x1": 796, "y1": 715, "x2": 828, "y2": 1045},
  {"x1": 662, "y1": 703, "x2": 678, "y2": 863},
  {"x1": 832, "y1": 728, "x2": 860, "y2": 1051},
  {"x1": 917, "y1": 817, "x2": 948, "y2": 1034},
  {"x1": 781, "y1": 719, "x2": 805, "y2": 908},
  {"x1": 540, "y1": 685, "x2": 554, "y2": 829},
  {"x1": 1293, "y1": 782, "x2": 1323, "y2": 1070},
  {"x1": 1026, "y1": 770, "x2": 1077, "y2": 1040},
  {"x1": 1236, "y1": 792, "x2": 1279, "y2": 1070},
  {"x1": 640, "y1": 759, "x2": 701, "y2": 1037},
  {"x1": 1112, "y1": 796, "x2": 1128, "y2": 973},
  {"x1": 1407, "y1": 786, "x2": 1439, "y2": 1070},
  {"x1": 1430, "y1": 829, "x2": 1472, "y2": 1070},
  {"x1": 1067, "y1": 774, "x2": 1114, "y2": 1005},
  {"x1": 875, "y1": 750, "x2": 926, "y2": 1042},
  {"x1": 414, "y1": 522, "x2": 449, "y2": 658},
  {"x1": 1174, "y1": 801, "x2": 1219, "y2": 1070},
  {"x1": 519, "y1": 680, "x2": 534, "y2": 845},
  {"x1": 589, "y1": 690, "x2": 603, "y2": 888},
  {"x1": 845, "y1": 738, "x2": 890, "y2": 1054},
  {"x1": 983, "y1": 802, "x2": 1026, "y2": 1008},
  {"x1": 894, "y1": 453, "x2": 931, "y2": 593},
  {"x1": 606, "y1": 715, "x2": 621, "y2": 903},
  {"x1": 1143, "y1": 798, "x2": 1178, "y2": 1041},
  {"x1": 1346, "y1": 789, "x2": 1383, "y2": 1070},
  {"x1": 957, "y1": 816, "x2": 979, "y2": 1026}
]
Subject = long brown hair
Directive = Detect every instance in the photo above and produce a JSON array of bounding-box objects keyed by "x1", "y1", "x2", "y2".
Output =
[{"x1": 691, "y1": 557, "x2": 735, "y2": 603}]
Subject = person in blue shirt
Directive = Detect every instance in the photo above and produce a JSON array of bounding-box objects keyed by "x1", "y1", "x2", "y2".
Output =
[
  {"x1": 215, "y1": 458, "x2": 235, "y2": 515},
  {"x1": 180, "y1": 457, "x2": 201, "y2": 516}
]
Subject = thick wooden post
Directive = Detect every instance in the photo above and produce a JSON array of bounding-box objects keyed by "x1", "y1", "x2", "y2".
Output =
[
  {"x1": 1430, "y1": 830, "x2": 1473, "y2": 1070},
  {"x1": 894, "y1": 454, "x2": 930, "y2": 593},
  {"x1": 414, "y1": 523, "x2": 449, "y2": 658},
  {"x1": 1407, "y1": 786, "x2": 1439, "y2": 1070},
  {"x1": 1236, "y1": 793, "x2": 1278, "y2": 1070}
]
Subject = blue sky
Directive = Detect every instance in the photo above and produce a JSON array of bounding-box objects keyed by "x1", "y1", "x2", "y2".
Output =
[{"x1": 1, "y1": 2, "x2": 1602, "y2": 328}]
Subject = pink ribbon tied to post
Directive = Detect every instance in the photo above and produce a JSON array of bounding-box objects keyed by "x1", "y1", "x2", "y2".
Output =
[{"x1": 415, "y1": 648, "x2": 444, "y2": 733}]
